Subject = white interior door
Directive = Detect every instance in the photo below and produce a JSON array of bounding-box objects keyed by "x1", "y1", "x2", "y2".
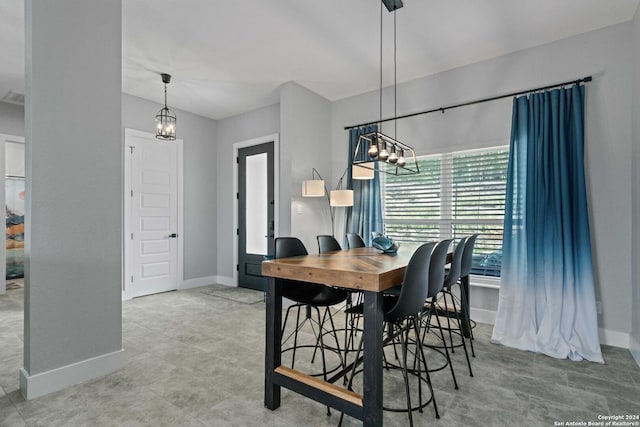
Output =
[{"x1": 128, "y1": 132, "x2": 179, "y2": 298}]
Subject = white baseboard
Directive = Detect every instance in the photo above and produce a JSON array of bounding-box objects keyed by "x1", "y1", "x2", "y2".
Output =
[
  {"x1": 180, "y1": 275, "x2": 218, "y2": 290},
  {"x1": 470, "y1": 307, "x2": 497, "y2": 325},
  {"x1": 215, "y1": 276, "x2": 235, "y2": 287},
  {"x1": 469, "y1": 308, "x2": 631, "y2": 349},
  {"x1": 20, "y1": 349, "x2": 124, "y2": 400},
  {"x1": 630, "y1": 335, "x2": 640, "y2": 368},
  {"x1": 598, "y1": 328, "x2": 630, "y2": 348}
]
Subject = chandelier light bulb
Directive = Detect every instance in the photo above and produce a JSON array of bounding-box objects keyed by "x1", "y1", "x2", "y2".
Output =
[
  {"x1": 388, "y1": 145, "x2": 398, "y2": 164},
  {"x1": 379, "y1": 143, "x2": 389, "y2": 161},
  {"x1": 368, "y1": 137, "x2": 379, "y2": 158},
  {"x1": 397, "y1": 149, "x2": 406, "y2": 167}
]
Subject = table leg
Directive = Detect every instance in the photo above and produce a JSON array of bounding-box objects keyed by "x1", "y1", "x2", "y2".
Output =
[
  {"x1": 362, "y1": 291, "x2": 384, "y2": 427},
  {"x1": 265, "y1": 276, "x2": 282, "y2": 409}
]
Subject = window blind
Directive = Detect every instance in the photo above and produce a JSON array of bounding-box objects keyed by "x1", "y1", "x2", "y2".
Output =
[{"x1": 383, "y1": 146, "x2": 509, "y2": 277}]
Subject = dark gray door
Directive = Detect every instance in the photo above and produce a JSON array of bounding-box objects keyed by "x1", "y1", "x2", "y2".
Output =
[{"x1": 238, "y1": 142, "x2": 274, "y2": 291}]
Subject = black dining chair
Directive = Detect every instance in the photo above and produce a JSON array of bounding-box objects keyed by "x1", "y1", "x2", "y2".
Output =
[
  {"x1": 275, "y1": 237, "x2": 348, "y2": 383},
  {"x1": 317, "y1": 235, "x2": 342, "y2": 253},
  {"x1": 346, "y1": 233, "x2": 366, "y2": 249},
  {"x1": 342, "y1": 242, "x2": 440, "y2": 426},
  {"x1": 421, "y1": 239, "x2": 460, "y2": 390},
  {"x1": 316, "y1": 234, "x2": 362, "y2": 373},
  {"x1": 458, "y1": 233, "x2": 479, "y2": 356},
  {"x1": 435, "y1": 237, "x2": 474, "y2": 377}
]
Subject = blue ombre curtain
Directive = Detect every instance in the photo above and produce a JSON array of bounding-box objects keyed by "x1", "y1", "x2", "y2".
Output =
[
  {"x1": 346, "y1": 125, "x2": 383, "y2": 246},
  {"x1": 491, "y1": 85, "x2": 603, "y2": 362}
]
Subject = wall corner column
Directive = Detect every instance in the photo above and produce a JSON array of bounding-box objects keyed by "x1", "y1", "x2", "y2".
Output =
[{"x1": 23, "y1": 0, "x2": 123, "y2": 399}]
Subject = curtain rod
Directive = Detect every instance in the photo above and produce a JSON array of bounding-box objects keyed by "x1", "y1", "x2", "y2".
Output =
[{"x1": 344, "y1": 75, "x2": 593, "y2": 130}]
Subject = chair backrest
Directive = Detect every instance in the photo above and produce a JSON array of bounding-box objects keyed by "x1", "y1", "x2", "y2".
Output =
[
  {"x1": 317, "y1": 235, "x2": 341, "y2": 253},
  {"x1": 460, "y1": 234, "x2": 479, "y2": 277},
  {"x1": 275, "y1": 237, "x2": 324, "y2": 302},
  {"x1": 276, "y1": 237, "x2": 308, "y2": 258},
  {"x1": 385, "y1": 242, "x2": 437, "y2": 322},
  {"x1": 427, "y1": 239, "x2": 452, "y2": 298},
  {"x1": 443, "y1": 237, "x2": 467, "y2": 290},
  {"x1": 346, "y1": 233, "x2": 366, "y2": 249}
]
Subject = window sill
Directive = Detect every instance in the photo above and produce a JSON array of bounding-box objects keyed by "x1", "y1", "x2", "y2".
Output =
[{"x1": 469, "y1": 274, "x2": 500, "y2": 290}]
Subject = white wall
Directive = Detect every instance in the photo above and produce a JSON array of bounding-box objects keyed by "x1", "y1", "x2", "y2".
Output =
[
  {"x1": 280, "y1": 82, "x2": 333, "y2": 253},
  {"x1": 332, "y1": 22, "x2": 633, "y2": 337},
  {"x1": 630, "y1": 5, "x2": 640, "y2": 365},
  {"x1": 123, "y1": 94, "x2": 218, "y2": 280},
  {"x1": 215, "y1": 103, "x2": 280, "y2": 282}
]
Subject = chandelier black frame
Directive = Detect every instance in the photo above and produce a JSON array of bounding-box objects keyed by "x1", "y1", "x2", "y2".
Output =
[{"x1": 155, "y1": 73, "x2": 176, "y2": 141}]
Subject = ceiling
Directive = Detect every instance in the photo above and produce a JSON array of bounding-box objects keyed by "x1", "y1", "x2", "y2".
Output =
[{"x1": 0, "y1": 0, "x2": 638, "y2": 120}]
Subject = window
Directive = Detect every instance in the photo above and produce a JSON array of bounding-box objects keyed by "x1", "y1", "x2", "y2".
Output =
[{"x1": 383, "y1": 146, "x2": 509, "y2": 277}]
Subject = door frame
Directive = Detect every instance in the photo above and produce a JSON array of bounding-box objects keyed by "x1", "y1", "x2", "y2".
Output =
[
  {"x1": 1, "y1": 133, "x2": 25, "y2": 295},
  {"x1": 233, "y1": 133, "x2": 279, "y2": 286},
  {"x1": 122, "y1": 128, "x2": 184, "y2": 300}
]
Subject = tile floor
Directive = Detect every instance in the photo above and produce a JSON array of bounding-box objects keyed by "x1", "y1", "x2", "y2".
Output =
[{"x1": 1, "y1": 283, "x2": 639, "y2": 426}]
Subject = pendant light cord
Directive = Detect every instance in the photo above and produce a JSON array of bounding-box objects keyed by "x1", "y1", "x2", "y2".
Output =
[
  {"x1": 164, "y1": 83, "x2": 168, "y2": 108},
  {"x1": 394, "y1": 10, "x2": 397, "y2": 138},
  {"x1": 379, "y1": 0, "x2": 383, "y2": 127}
]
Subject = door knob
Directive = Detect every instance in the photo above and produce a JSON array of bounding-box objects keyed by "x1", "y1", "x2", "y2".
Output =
[{"x1": 168, "y1": 233, "x2": 178, "y2": 238}]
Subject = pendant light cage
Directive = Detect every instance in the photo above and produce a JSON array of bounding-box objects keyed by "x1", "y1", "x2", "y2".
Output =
[
  {"x1": 353, "y1": 131, "x2": 419, "y2": 176},
  {"x1": 156, "y1": 73, "x2": 177, "y2": 141}
]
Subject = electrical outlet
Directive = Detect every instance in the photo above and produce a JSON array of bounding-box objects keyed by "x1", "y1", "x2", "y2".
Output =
[{"x1": 596, "y1": 301, "x2": 602, "y2": 314}]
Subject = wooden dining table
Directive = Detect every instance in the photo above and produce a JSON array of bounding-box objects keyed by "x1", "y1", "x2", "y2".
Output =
[{"x1": 262, "y1": 244, "x2": 421, "y2": 426}]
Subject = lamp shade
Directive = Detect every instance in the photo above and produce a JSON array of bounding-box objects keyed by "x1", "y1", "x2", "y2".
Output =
[
  {"x1": 330, "y1": 189, "x2": 354, "y2": 207},
  {"x1": 302, "y1": 179, "x2": 325, "y2": 197},
  {"x1": 352, "y1": 163, "x2": 375, "y2": 180}
]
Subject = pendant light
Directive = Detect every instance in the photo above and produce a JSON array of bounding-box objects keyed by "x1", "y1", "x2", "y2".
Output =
[
  {"x1": 155, "y1": 73, "x2": 177, "y2": 140},
  {"x1": 352, "y1": 1, "x2": 419, "y2": 176}
]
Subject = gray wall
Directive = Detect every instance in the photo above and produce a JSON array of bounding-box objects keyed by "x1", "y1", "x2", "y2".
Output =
[
  {"x1": 631, "y1": 5, "x2": 640, "y2": 364},
  {"x1": 332, "y1": 23, "x2": 633, "y2": 335},
  {"x1": 0, "y1": 94, "x2": 220, "y2": 282},
  {"x1": 24, "y1": 0, "x2": 122, "y2": 384},
  {"x1": 280, "y1": 82, "x2": 333, "y2": 253},
  {"x1": 0, "y1": 101, "x2": 25, "y2": 137},
  {"x1": 123, "y1": 94, "x2": 218, "y2": 280},
  {"x1": 215, "y1": 103, "x2": 280, "y2": 280}
]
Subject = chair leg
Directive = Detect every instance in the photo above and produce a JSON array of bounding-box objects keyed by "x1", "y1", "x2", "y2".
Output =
[
  {"x1": 411, "y1": 319, "x2": 423, "y2": 413},
  {"x1": 281, "y1": 304, "x2": 292, "y2": 337},
  {"x1": 343, "y1": 295, "x2": 351, "y2": 371},
  {"x1": 433, "y1": 306, "x2": 458, "y2": 390},
  {"x1": 310, "y1": 305, "x2": 328, "y2": 363},
  {"x1": 443, "y1": 293, "x2": 455, "y2": 354},
  {"x1": 458, "y1": 283, "x2": 476, "y2": 357},
  {"x1": 311, "y1": 307, "x2": 328, "y2": 381},
  {"x1": 291, "y1": 305, "x2": 303, "y2": 370},
  {"x1": 325, "y1": 306, "x2": 345, "y2": 369},
  {"x1": 450, "y1": 294, "x2": 473, "y2": 377},
  {"x1": 391, "y1": 323, "x2": 401, "y2": 362},
  {"x1": 414, "y1": 317, "x2": 439, "y2": 419},
  {"x1": 398, "y1": 323, "x2": 414, "y2": 427},
  {"x1": 312, "y1": 307, "x2": 332, "y2": 417}
]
